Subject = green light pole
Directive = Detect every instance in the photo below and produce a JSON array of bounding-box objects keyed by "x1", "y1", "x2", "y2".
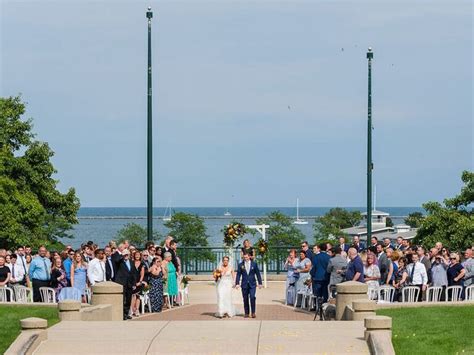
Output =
[
  {"x1": 146, "y1": 7, "x2": 153, "y2": 241},
  {"x1": 366, "y1": 47, "x2": 374, "y2": 240}
]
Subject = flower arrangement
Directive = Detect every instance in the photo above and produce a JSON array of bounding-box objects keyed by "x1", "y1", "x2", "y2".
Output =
[
  {"x1": 142, "y1": 284, "x2": 150, "y2": 293},
  {"x1": 256, "y1": 238, "x2": 268, "y2": 256},
  {"x1": 181, "y1": 275, "x2": 191, "y2": 287},
  {"x1": 213, "y1": 269, "x2": 222, "y2": 282},
  {"x1": 223, "y1": 222, "x2": 246, "y2": 247},
  {"x1": 304, "y1": 278, "x2": 312, "y2": 286}
]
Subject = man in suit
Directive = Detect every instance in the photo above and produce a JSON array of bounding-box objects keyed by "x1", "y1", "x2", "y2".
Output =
[
  {"x1": 351, "y1": 236, "x2": 366, "y2": 253},
  {"x1": 114, "y1": 249, "x2": 134, "y2": 320},
  {"x1": 235, "y1": 251, "x2": 262, "y2": 318},
  {"x1": 417, "y1": 246, "x2": 432, "y2": 284},
  {"x1": 326, "y1": 246, "x2": 348, "y2": 298},
  {"x1": 104, "y1": 246, "x2": 115, "y2": 281},
  {"x1": 338, "y1": 236, "x2": 350, "y2": 253},
  {"x1": 310, "y1": 243, "x2": 331, "y2": 303},
  {"x1": 301, "y1": 241, "x2": 313, "y2": 260},
  {"x1": 376, "y1": 243, "x2": 391, "y2": 285}
]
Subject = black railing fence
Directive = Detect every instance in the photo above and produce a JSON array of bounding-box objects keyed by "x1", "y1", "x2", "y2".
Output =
[{"x1": 179, "y1": 246, "x2": 295, "y2": 275}]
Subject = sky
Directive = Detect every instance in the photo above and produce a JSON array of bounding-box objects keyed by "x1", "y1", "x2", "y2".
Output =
[{"x1": 1, "y1": 0, "x2": 472, "y2": 207}]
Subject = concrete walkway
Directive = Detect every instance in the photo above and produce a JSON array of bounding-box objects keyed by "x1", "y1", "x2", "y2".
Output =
[
  {"x1": 32, "y1": 282, "x2": 370, "y2": 354},
  {"x1": 34, "y1": 320, "x2": 369, "y2": 354}
]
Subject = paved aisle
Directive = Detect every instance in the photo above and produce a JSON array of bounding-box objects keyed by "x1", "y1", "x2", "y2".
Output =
[{"x1": 33, "y1": 320, "x2": 369, "y2": 354}]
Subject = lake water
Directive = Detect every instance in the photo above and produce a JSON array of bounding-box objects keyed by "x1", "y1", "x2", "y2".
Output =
[{"x1": 65, "y1": 207, "x2": 424, "y2": 248}]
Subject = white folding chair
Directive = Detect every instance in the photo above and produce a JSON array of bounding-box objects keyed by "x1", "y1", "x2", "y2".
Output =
[
  {"x1": 179, "y1": 286, "x2": 189, "y2": 306},
  {"x1": 426, "y1": 286, "x2": 443, "y2": 302},
  {"x1": 13, "y1": 285, "x2": 32, "y2": 303},
  {"x1": 39, "y1": 287, "x2": 56, "y2": 303},
  {"x1": 163, "y1": 292, "x2": 172, "y2": 309},
  {"x1": 84, "y1": 288, "x2": 92, "y2": 304},
  {"x1": 0, "y1": 287, "x2": 14, "y2": 302},
  {"x1": 465, "y1": 285, "x2": 474, "y2": 301},
  {"x1": 139, "y1": 291, "x2": 152, "y2": 314},
  {"x1": 294, "y1": 285, "x2": 311, "y2": 309},
  {"x1": 402, "y1": 286, "x2": 420, "y2": 302},
  {"x1": 367, "y1": 286, "x2": 379, "y2": 300},
  {"x1": 377, "y1": 285, "x2": 395, "y2": 303},
  {"x1": 446, "y1": 286, "x2": 463, "y2": 302}
]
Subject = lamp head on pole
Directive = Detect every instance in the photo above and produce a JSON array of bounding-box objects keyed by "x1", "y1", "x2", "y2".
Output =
[
  {"x1": 367, "y1": 47, "x2": 374, "y2": 60},
  {"x1": 146, "y1": 7, "x2": 153, "y2": 19}
]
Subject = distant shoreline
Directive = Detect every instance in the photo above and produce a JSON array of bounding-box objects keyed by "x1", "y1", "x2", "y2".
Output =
[{"x1": 77, "y1": 215, "x2": 411, "y2": 220}]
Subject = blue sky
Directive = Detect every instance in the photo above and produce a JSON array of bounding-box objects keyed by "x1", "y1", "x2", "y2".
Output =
[{"x1": 1, "y1": 0, "x2": 472, "y2": 207}]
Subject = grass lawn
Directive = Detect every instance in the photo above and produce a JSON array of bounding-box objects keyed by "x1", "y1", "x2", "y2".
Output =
[
  {"x1": 377, "y1": 306, "x2": 474, "y2": 355},
  {"x1": 0, "y1": 305, "x2": 59, "y2": 354}
]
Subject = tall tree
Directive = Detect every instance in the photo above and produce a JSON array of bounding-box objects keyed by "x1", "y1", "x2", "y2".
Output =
[
  {"x1": 414, "y1": 171, "x2": 473, "y2": 251},
  {"x1": 313, "y1": 208, "x2": 362, "y2": 242},
  {"x1": 256, "y1": 211, "x2": 305, "y2": 247},
  {"x1": 0, "y1": 96, "x2": 80, "y2": 249},
  {"x1": 116, "y1": 223, "x2": 161, "y2": 248},
  {"x1": 404, "y1": 212, "x2": 424, "y2": 228}
]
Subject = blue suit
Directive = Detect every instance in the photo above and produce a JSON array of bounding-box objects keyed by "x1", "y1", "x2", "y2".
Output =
[
  {"x1": 311, "y1": 252, "x2": 331, "y2": 302},
  {"x1": 236, "y1": 260, "x2": 262, "y2": 315}
]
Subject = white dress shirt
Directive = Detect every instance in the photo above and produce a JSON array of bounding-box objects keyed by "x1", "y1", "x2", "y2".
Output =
[
  {"x1": 87, "y1": 258, "x2": 106, "y2": 286},
  {"x1": 407, "y1": 262, "x2": 428, "y2": 285},
  {"x1": 10, "y1": 262, "x2": 25, "y2": 283}
]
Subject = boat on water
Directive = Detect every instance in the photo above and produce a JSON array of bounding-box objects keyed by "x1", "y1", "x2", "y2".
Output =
[
  {"x1": 163, "y1": 202, "x2": 172, "y2": 222},
  {"x1": 224, "y1": 209, "x2": 232, "y2": 216},
  {"x1": 293, "y1": 198, "x2": 308, "y2": 225}
]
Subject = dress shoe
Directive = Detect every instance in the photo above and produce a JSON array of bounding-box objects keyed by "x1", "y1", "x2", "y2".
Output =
[
  {"x1": 251, "y1": 314, "x2": 256, "y2": 318},
  {"x1": 123, "y1": 315, "x2": 132, "y2": 320},
  {"x1": 244, "y1": 314, "x2": 249, "y2": 318}
]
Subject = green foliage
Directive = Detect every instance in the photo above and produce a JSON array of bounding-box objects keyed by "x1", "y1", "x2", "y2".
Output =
[
  {"x1": 164, "y1": 212, "x2": 214, "y2": 262},
  {"x1": 385, "y1": 216, "x2": 394, "y2": 227},
  {"x1": 116, "y1": 223, "x2": 160, "y2": 248},
  {"x1": 256, "y1": 211, "x2": 305, "y2": 247},
  {"x1": 377, "y1": 306, "x2": 474, "y2": 355},
  {"x1": 0, "y1": 96, "x2": 80, "y2": 249},
  {"x1": 414, "y1": 171, "x2": 473, "y2": 251},
  {"x1": 404, "y1": 212, "x2": 424, "y2": 228},
  {"x1": 313, "y1": 208, "x2": 362, "y2": 243}
]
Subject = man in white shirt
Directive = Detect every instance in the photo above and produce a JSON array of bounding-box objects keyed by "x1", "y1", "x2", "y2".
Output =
[
  {"x1": 407, "y1": 254, "x2": 428, "y2": 302},
  {"x1": 9, "y1": 254, "x2": 26, "y2": 286},
  {"x1": 87, "y1": 249, "x2": 106, "y2": 286},
  {"x1": 15, "y1": 247, "x2": 29, "y2": 286}
]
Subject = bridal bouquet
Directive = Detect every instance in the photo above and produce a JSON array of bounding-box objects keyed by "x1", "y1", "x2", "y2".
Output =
[
  {"x1": 223, "y1": 222, "x2": 246, "y2": 247},
  {"x1": 181, "y1": 275, "x2": 191, "y2": 287},
  {"x1": 213, "y1": 269, "x2": 222, "y2": 282}
]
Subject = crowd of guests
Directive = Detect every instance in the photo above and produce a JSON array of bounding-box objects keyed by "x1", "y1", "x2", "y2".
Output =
[
  {"x1": 284, "y1": 236, "x2": 474, "y2": 306},
  {"x1": 0, "y1": 236, "x2": 186, "y2": 320}
]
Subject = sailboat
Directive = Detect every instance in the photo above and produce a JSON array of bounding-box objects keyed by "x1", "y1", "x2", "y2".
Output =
[
  {"x1": 224, "y1": 208, "x2": 232, "y2": 216},
  {"x1": 293, "y1": 198, "x2": 308, "y2": 225},
  {"x1": 163, "y1": 203, "x2": 172, "y2": 222}
]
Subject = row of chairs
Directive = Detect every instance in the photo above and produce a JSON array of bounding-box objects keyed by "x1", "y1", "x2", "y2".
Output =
[
  {"x1": 0, "y1": 286, "x2": 90, "y2": 304},
  {"x1": 371, "y1": 285, "x2": 474, "y2": 303}
]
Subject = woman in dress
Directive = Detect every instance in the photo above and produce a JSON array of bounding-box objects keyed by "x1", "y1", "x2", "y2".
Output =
[
  {"x1": 130, "y1": 251, "x2": 146, "y2": 317},
  {"x1": 216, "y1": 256, "x2": 235, "y2": 318},
  {"x1": 240, "y1": 239, "x2": 254, "y2": 260},
  {"x1": 162, "y1": 252, "x2": 178, "y2": 306},
  {"x1": 447, "y1": 253, "x2": 465, "y2": 300},
  {"x1": 294, "y1": 250, "x2": 312, "y2": 307},
  {"x1": 50, "y1": 257, "x2": 68, "y2": 301},
  {"x1": 0, "y1": 256, "x2": 11, "y2": 301},
  {"x1": 392, "y1": 256, "x2": 408, "y2": 302},
  {"x1": 284, "y1": 249, "x2": 299, "y2": 305},
  {"x1": 70, "y1": 251, "x2": 88, "y2": 303},
  {"x1": 148, "y1": 257, "x2": 164, "y2": 312},
  {"x1": 364, "y1": 253, "x2": 381, "y2": 300}
]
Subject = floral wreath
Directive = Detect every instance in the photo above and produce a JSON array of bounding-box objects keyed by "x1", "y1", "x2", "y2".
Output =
[
  {"x1": 223, "y1": 222, "x2": 246, "y2": 247},
  {"x1": 256, "y1": 238, "x2": 268, "y2": 256}
]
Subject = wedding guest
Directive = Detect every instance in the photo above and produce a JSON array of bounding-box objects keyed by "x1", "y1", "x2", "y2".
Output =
[
  {"x1": 241, "y1": 239, "x2": 254, "y2": 260},
  {"x1": 463, "y1": 248, "x2": 473, "y2": 287},
  {"x1": 141, "y1": 250, "x2": 151, "y2": 269},
  {"x1": 63, "y1": 249, "x2": 75, "y2": 284},
  {"x1": 430, "y1": 249, "x2": 448, "y2": 300},
  {"x1": 50, "y1": 257, "x2": 68, "y2": 301},
  {"x1": 25, "y1": 254, "x2": 32, "y2": 273},
  {"x1": 104, "y1": 246, "x2": 115, "y2": 281},
  {"x1": 147, "y1": 245, "x2": 157, "y2": 264},
  {"x1": 311, "y1": 243, "x2": 330, "y2": 303},
  {"x1": 327, "y1": 246, "x2": 347, "y2": 297},
  {"x1": 364, "y1": 253, "x2": 381, "y2": 299},
  {"x1": 393, "y1": 257, "x2": 408, "y2": 301},
  {"x1": 148, "y1": 257, "x2": 164, "y2": 312},
  {"x1": 8, "y1": 254, "x2": 25, "y2": 287},
  {"x1": 346, "y1": 248, "x2": 364, "y2": 282},
  {"x1": 338, "y1": 237, "x2": 350, "y2": 253},
  {"x1": 294, "y1": 250, "x2": 312, "y2": 306},
  {"x1": 87, "y1": 249, "x2": 106, "y2": 286},
  {"x1": 114, "y1": 249, "x2": 134, "y2": 319},
  {"x1": 162, "y1": 252, "x2": 178, "y2": 306},
  {"x1": 131, "y1": 251, "x2": 146, "y2": 317},
  {"x1": 351, "y1": 236, "x2": 365, "y2": 253},
  {"x1": 376, "y1": 243, "x2": 391, "y2": 285},
  {"x1": 29, "y1": 246, "x2": 51, "y2": 302},
  {"x1": 170, "y1": 240, "x2": 180, "y2": 274},
  {"x1": 447, "y1": 253, "x2": 465, "y2": 289},
  {"x1": 284, "y1": 249, "x2": 299, "y2": 305},
  {"x1": 395, "y1": 236, "x2": 404, "y2": 251},
  {"x1": 70, "y1": 251, "x2": 88, "y2": 303},
  {"x1": 0, "y1": 256, "x2": 11, "y2": 300},
  {"x1": 406, "y1": 254, "x2": 428, "y2": 302},
  {"x1": 301, "y1": 241, "x2": 313, "y2": 260},
  {"x1": 15, "y1": 247, "x2": 28, "y2": 286}
]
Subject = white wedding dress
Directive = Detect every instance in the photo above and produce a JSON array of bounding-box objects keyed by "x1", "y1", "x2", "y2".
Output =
[{"x1": 216, "y1": 268, "x2": 236, "y2": 317}]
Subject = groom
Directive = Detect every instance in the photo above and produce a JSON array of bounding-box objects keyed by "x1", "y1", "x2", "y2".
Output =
[{"x1": 235, "y1": 251, "x2": 263, "y2": 318}]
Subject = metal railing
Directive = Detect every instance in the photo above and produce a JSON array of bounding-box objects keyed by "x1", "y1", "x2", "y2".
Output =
[{"x1": 179, "y1": 246, "x2": 295, "y2": 275}]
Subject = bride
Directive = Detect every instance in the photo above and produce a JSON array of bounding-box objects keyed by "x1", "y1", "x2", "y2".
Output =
[{"x1": 216, "y1": 256, "x2": 236, "y2": 318}]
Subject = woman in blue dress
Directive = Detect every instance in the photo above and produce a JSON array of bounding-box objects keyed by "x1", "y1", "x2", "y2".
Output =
[
  {"x1": 163, "y1": 252, "x2": 178, "y2": 306},
  {"x1": 70, "y1": 252, "x2": 88, "y2": 303},
  {"x1": 284, "y1": 249, "x2": 299, "y2": 305}
]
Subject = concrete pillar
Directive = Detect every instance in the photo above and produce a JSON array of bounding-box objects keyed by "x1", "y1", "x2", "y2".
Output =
[
  {"x1": 91, "y1": 281, "x2": 123, "y2": 321},
  {"x1": 336, "y1": 281, "x2": 368, "y2": 320},
  {"x1": 364, "y1": 315, "x2": 392, "y2": 340},
  {"x1": 351, "y1": 299, "x2": 376, "y2": 321},
  {"x1": 20, "y1": 317, "x2": 48, "y2": 330},
  {"x1": 58, "y1": 300, "x2": 81, "y2": 321}
]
